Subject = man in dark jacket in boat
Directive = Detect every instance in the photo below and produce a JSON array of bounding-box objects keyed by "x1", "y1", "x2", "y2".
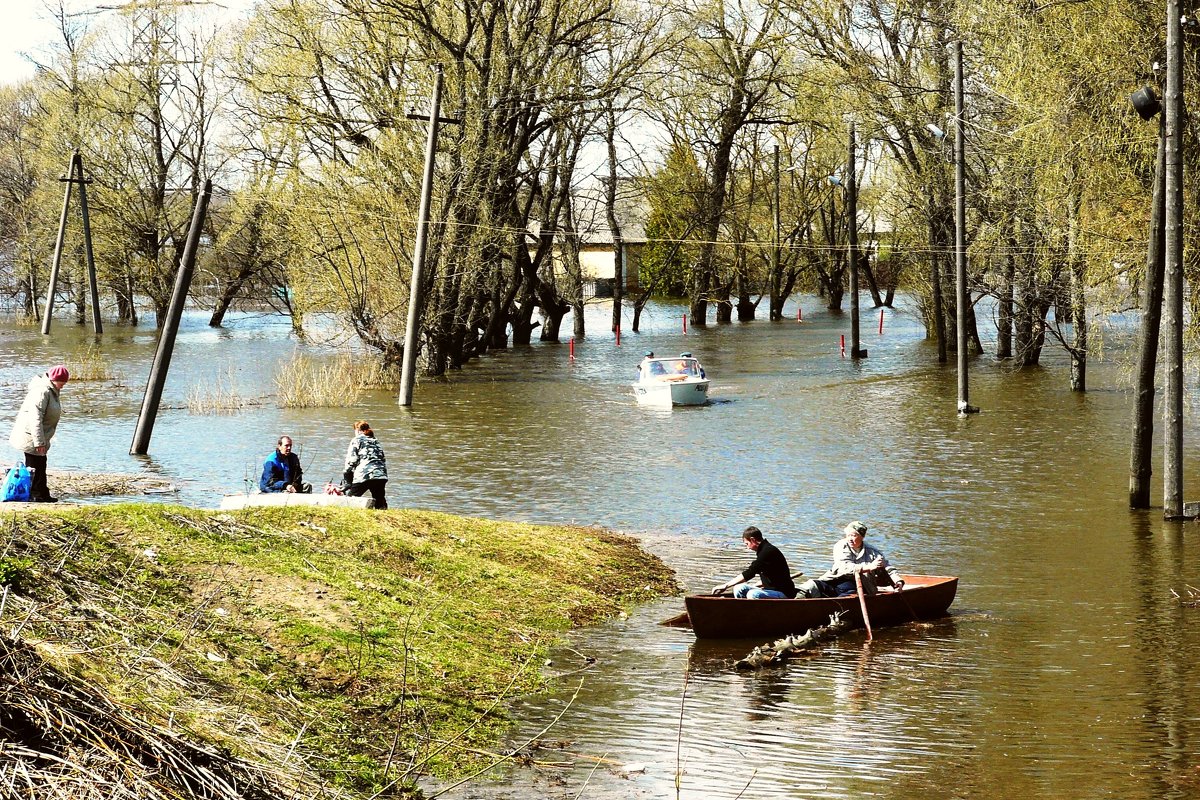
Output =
[
  {"x1": 795, "y1": 520, "x2": 904, "y2": 598},
  {"x1": 710, "y1": 526, "x2": 798, "y2": 599}
]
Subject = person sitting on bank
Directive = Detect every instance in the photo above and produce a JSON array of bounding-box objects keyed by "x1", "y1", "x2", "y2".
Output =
[
  {"x1": 259, "y1": 435, "x2": 311, "y2": 493},
  {"x1": 795, "y1": 520, "x2": 904, "y2": 598},
  {"x1": 710, "y1": 526, "x2": 798, "y2": 599}
]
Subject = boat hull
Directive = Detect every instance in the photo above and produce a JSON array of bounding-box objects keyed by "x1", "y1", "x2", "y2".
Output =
[
  {"x1": 682, "y1": 574, "x2": 958, "y2": 639},
  {"x1": 633, "y1": 378, "x2": 710, "y2": 406}
]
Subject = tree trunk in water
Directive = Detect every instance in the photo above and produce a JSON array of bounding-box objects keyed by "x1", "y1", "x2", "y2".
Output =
[
  {"x1": 209, "y1": 266, "x2": 256, "y2": 327},
  {"x1": 73, "y1": 252, "x2": 86, "y2": 325},
  {"x1": 861, "y1": 251, "x2": 883, "y2": 307},
  {"x1": 927, "y1": 195, "x2": 947, "y2": 362},
  {"x1": 996, "y1": 248, "x2": 1015, "y2": 359},
  {"x1": 1130, "y1": 115, "x2": 1166, "y2": 508},
  {"x1": 1068, "y1": 186, "x2": 1087, "y2": 391},
  {"x1": 604, "y1": 106, "x2": 623, "y2": 336}
]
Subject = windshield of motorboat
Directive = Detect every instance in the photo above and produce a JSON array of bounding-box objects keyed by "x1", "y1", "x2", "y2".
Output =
[{"x1": 642, "y1": 358, "x2": 701, "y2": 379}]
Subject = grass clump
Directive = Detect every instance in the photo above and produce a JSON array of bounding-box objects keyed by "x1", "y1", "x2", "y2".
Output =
[
  {"x1": 65, "y1": 345, "x2": 115, "y2": 381},
  {"x1": 0, "y1": 556, "x2": 32, "y2": 591},
  {"x1": 275, "y1": 352, "x2": 399, "y2": 408},
  {"x1": 187, "y1": 367, "x2": 249, "y2": 414},
  {"x1": 0, "y1": 505, "x2": 676, "y2": 797}
]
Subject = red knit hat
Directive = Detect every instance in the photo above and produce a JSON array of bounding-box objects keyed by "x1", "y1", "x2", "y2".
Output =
[{"x1": 48, "y1": 365, "x2": 69, "y2": 383}]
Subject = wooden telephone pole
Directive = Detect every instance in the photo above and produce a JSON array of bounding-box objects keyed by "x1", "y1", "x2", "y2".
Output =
[{"x1": 42, "y1": 151, "x2": 102, "y2": 335}]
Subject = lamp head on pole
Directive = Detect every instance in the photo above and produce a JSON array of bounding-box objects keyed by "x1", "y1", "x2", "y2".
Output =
[{"x1": 1130, "y1": 86, "x2": 1162, "y2": 121}]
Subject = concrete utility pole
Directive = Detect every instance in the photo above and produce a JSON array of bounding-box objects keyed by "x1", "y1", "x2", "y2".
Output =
[
  {"x1": 771, "y1": 144, "x2": 781, "y2": 320},
  {"x1": 400, "y1": 64, "x2": 460, "y2": 407},
  {"x1": 954, "y1": 42, "x2": 978, "y2": 415},
  {"x1": 42, "y1": 154, "x2": 76, "y2": 335},
  {"x1": 848, "y1": 121, "x2": 865, "y2": 359},
  {"x1": 42, "y1": 152, "x2": 102, "y2": 335},
  {"x1": 130, "y1": 180, "x2": 211, "y2": 456},
  {"x1": 1164, "y1": 0, "x2": 1185, "y2": 518}
]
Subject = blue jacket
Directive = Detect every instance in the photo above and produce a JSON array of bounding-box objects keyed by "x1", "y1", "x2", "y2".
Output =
[{"x1": 260, "y1": 450, "x2": 303, "y2": 492}]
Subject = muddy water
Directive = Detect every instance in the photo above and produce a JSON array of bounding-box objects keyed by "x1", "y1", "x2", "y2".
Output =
[{"x1": 4, "y1": 300, "x2": 1200, "y2": 799}]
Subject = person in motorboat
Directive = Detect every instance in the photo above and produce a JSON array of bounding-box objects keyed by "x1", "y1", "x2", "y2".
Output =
[
  {"x1": 710, "y1": 526, "x2": 799, "y2": 599},
  {"x1": 260, "y1": 435, "x2": 312, "y2": 493},
  {"x1": 637, "y1": 351, "x2": 654, "y2": 379},
  {"x1": 678, "y1": 353, "x2": 705, "y2": 378},
  {"x1": 795, "y1": 520, "x2": 904, "y2": 598}
]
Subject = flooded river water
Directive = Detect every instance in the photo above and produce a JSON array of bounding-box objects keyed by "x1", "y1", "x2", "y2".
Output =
[{"x1": 4, "y1": 298, "x2": 1200, "y2": 799}]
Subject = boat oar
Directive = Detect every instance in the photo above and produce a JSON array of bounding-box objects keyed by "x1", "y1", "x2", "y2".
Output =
[{"x1": 854, "y1": 571, "x2": 873, "y2": 641}]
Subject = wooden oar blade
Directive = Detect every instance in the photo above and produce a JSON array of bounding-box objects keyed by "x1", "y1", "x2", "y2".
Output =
[{"x1": 659, "y1": 610, "x2": 692, "y2": 628}]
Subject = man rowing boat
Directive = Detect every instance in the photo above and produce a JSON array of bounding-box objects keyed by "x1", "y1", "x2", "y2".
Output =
[{"x1": 710, "y1": 526, "x2": 799, "y2": 599}]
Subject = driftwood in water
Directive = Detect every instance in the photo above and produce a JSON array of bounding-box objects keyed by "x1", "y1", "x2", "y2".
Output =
[{"x1": 733, "y1": 611, "x2": 852, "y2": 670}]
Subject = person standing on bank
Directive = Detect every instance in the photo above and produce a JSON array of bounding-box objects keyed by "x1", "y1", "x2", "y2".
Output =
[
  {"x1": 260, "y1": 435, "x2": 311, "y2": 493},
  {"x1": 710, "y1": 526, "x2": 798, "y2": 599},
  {"x1": 9, "y1": 365, "x2": 69, "y2": 503},
  {"x1": 342, "y1": 420, "x2": 388, "y2": 509}
]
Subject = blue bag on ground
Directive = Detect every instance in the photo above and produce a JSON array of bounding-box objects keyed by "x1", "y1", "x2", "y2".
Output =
[{"x1": 2, "y1": 463, "x2": 31, "y2": 502}]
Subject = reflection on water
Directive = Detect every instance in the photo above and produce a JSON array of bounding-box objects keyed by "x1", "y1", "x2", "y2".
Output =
[{"x1": 6, "y1": 300, "x2": 1200, "y2": 798}]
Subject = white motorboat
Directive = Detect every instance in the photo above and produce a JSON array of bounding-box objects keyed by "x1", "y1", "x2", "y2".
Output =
[{"x1": 632, "y1": 353, "x2": 710, "y2": 407}]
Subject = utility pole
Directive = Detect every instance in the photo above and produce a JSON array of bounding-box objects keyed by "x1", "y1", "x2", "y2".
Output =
[
  {"x1": 130, "y1": 180, "x2": 211, "y2": 456},
  {"x1": 848, "y1": 121, "x2": 865, "y2": 359},
  {"x1": 1164, "y1": 0, "x2": 1185, "y2": 518},
  {"x1": 400, "y1": 64, "x2": 460, "y2": 408},
  {"x1": 954, "y1": 42, "x2": 978, "y2": 414},
  {"x1": 76, "y1": 154, "x2": 102, "y2": 334},
  {"x1": 42, "y1": 152, "x2": 102, "y2": 335},
  {"x1": 771, "y1": 143, "x2": 781, "y2": 320},
  {"x1": 1129, "y1": 85, "x2": 1165, "y2": 509}
]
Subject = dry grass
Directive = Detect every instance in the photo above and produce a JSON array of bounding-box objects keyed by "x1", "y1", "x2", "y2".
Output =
[
  {"x1": 65, "y1": 346, "x2": 114, "y2": 381},
  {"x1": 275, "y1": 353, "x2": 399, "y2": 408},
  {"x1": 187, "y1": 368, "x2": 250, "y2": 415}
]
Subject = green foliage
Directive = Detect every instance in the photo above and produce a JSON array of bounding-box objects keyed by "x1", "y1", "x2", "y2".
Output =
[
  {"x1": 640, "y1": 142, "x2": 707, "y2": 297},
  {"x1": 0, "y1": 557, "x2": 33, "y2": 592}
]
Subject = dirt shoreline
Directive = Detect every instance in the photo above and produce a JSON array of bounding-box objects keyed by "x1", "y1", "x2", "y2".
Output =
[{"x1": 2, "y1": 468, "x2": 178, "y2": 499}]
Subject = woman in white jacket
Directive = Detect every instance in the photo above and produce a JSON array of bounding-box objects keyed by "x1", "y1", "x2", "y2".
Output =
[{"x1": 9, "y1": 365, "x2": 69, "y2": 502}]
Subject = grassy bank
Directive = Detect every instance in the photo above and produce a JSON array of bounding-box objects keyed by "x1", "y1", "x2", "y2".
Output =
[{"x1": 0, "y1": 505, "x2": 677, "y2": 797}]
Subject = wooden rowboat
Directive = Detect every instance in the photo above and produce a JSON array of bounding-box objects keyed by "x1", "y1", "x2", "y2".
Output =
[{"x1": 680, "y1": 574, "x2": 958, "y2": 639}]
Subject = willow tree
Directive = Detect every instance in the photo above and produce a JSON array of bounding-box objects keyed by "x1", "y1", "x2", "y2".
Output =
[
  {"x1": 784, "y1": 0, "x2": 961, "y2": 356},
  {"x1": 50, "y1": 3, "x2": 227, "y2": 329},
  {"x1": 0, "y1": 84, "x2": 49, "y2": 318},
  {"x1": 967, "y1": 0, "x2": 1157, "y2": 384},
  {"x1": 647, "y1": 0, "x2": 792, "y2": 327}
]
